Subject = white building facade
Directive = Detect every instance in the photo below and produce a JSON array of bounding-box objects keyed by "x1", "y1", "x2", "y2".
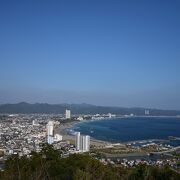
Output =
[
  {"x1": 47, "y1": 121, "x2": 54, "y2": 144},
  {"x1": 47, "y1": 121, "x2": 54, "y2": 136},
  {"x1": 75, "y1": 132, "x2": 90, "y2": 152},
  {"x1": 47, "y1": 136, "x2": 54, "y2": 144},
  {"x1": 75, "y1": 132, "x2": 81, "y2": 150},
  {"x1": 65, "y1": 109, "x2": 71, "y2": 119},
  {"x1": 54, "y1": 134, "x2": 63, "y2": 142}
]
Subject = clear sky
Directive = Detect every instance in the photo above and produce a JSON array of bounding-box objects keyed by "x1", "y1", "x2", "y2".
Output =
[{"x1": 0, "y1": 0, "x2": 180, "y2": 109}]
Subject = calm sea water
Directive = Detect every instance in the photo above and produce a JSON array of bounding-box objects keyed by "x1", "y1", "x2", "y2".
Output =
[{"x1": 72, "y1": 117, "x2": 180, "y2": 144}]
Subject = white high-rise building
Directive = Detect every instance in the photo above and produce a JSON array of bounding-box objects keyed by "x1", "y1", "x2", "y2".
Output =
[
  {"x1": 145, "y1": 110, "x2": 150, "y2": 115},
  {"x1": 80, "y1": 135, "x2": 85, "y2": 151},
  {"x1": 47, "y1": 121, "x2": 54, "y2": 144},
  {"x1": 75, "y1": 132, "x2": 90, "y2": 152},
  {"x1": 47, "y1": 121, "x2": 54, "y2": 136},
  {"x1": 75, "y1": 132, "x2": 81, "y2": 150},
  {"x1": 85, "y1": 135, "x2": 90, "y2": 152},
  {"x1": 65, "y1": 109, "x2": 71, "y2": 119}
]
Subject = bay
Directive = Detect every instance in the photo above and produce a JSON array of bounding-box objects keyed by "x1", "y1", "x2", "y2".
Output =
[{"x1": 72, "y1": 117, "x2": 180, "y2": 145}]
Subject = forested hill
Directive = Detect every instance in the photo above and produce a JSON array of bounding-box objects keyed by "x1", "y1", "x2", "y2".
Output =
[
  {"x1": 0, "y1": 144, "x2": 179, "y2": 180},
  {"x1": 0, "y1": 102, "x2": 180, "y2": 116}
]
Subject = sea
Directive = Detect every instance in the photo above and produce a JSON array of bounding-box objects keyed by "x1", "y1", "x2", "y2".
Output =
[{"x1": 70, "y1": 117, "x2": 180, "y2": 147}]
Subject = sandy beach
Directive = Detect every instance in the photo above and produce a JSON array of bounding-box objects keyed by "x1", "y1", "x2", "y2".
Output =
[{"x1": 54, "y1": 121, "x2": 110, "y2": 148}]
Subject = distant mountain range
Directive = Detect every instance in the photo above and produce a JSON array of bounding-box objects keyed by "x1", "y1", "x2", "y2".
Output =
[{"x1": 0, "y1": 102, "x2": 180, "y2": 116}]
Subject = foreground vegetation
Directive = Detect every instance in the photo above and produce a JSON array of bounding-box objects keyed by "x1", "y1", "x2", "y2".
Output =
[{"x1": 0, "y1": 144, "x2": 179, "y2": 180}]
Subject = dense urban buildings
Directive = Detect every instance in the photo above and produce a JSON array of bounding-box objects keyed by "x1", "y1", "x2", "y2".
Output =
[{"x1": 0, "y1": 112, "x2": 179, "y2": 173}]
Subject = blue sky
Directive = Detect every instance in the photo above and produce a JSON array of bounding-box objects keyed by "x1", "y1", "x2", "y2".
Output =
[{"x1": 0, "y1": 0, "x2": 180, "y2": 109}]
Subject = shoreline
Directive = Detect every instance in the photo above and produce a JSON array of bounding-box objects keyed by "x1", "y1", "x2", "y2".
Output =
[
  {"x1": 55, "y1": 121, "x2": 111, "y2": 147},
  {"x1": 55, "y1": 119, "x2": 180, "y2": 148}
]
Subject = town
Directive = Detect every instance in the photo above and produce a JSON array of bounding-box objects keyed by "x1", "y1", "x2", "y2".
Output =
[{"x1": 0, "y1": 111, "x2": 179, "y2": 173}]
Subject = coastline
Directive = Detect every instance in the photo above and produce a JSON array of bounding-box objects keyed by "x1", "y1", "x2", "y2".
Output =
[
  {"x1": 54, "y1": 121, "x2": 111, "y2": 147},
  {"x1": 54, "y1": 118, "x2": 180, "y2": 148}
]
